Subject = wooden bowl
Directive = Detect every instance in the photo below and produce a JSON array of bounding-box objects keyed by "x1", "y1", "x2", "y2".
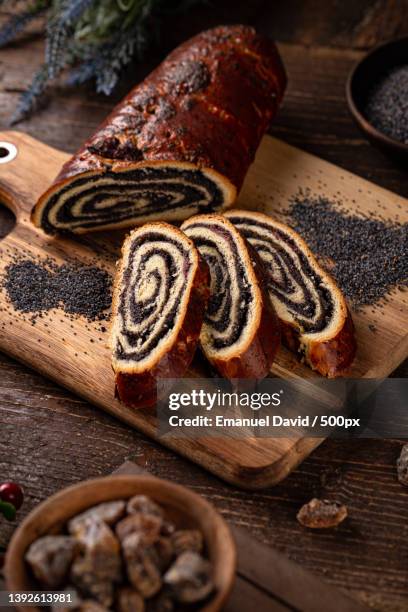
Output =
[
  {"x1": 346, "y1": 36, "x2": 408, "y2": 161},
  {"x1": 5, "y1": 475, "x2": 236, "y2": 612}
]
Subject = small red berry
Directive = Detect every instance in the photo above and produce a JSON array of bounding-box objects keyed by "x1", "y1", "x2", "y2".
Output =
[{"x1": 0, "y1": 482, "x2": 24, "y2": 510}]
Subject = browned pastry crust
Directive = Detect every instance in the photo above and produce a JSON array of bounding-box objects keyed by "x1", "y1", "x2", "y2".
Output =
[
  {"x1": 181, "y1": 214, "x2": 281, "y2": 380},
  {"x1": 304, "y1": 311, "x2": 356, "y2": 378},
  {"x1": 32, "y1": 25, "x2": 286, "y2": 234},
  {"x1": 279, "y1": 313, "x2": 356, "y2": 377},
  {"x1": 111, "y1": 222, "x2": 210, "y2": 409},
  {"x1": 225, "y1": 210, "x2": 357, "y2": 377}
]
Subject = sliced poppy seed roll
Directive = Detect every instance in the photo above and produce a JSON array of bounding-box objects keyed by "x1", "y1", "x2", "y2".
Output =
[
  {"x1": 111, "y1": 222, "x2": 209, "y2": 408},
  {"x1": 32, "y1": 25, "x2": 286, "y2": 234},
  {"x1": 225, "y1": 210, "x2": 356, "y2": 377},
  {"x1": 181, "y1": 215, "x2": 281, "y2": 380}
]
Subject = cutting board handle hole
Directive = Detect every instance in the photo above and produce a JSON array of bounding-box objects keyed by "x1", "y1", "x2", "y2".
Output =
[
  {"x1": 0, "y1": 202, "x2": 16, "y2": 240},
  {"x1": 0, "y1": 142, "x2": 17, "y2": 164}
]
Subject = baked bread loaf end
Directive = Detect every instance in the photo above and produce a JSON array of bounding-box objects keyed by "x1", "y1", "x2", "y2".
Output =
[{"x1": 32, "y1": 25, "x2": 286, "y2": 234}]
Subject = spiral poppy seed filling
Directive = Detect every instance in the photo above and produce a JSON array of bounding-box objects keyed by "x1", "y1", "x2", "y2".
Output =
[
  {"x1": 225, "y1": 210, "x2": 357, "y2": 378},
  {"x1": 182, "y1": 219, "x2": 258, "y2": 359},
  {"x1": 112, "y1": 229, "x2": 195, "y2": 368},
  {"x1": 233, "y1": 219, "x2": 334, "y2": 333},
  {"x1": 225, "y1": 210, "x2": 348, "y2": 343},
  {"x1": 111, "y1": 222, "x2": 210, "y2": 408},
  {"x1": 38, "y1": 167, "x2": 225, "y2": 234}
]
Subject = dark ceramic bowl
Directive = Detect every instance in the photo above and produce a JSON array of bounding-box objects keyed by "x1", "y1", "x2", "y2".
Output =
[{"x1": 346, "y1": 36, "x2": 408, "y2": 161}]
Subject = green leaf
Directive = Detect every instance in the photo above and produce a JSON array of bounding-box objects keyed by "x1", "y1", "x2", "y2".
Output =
[{"x1": 0, "y1": 500, "x2": 16, "y2": 521}]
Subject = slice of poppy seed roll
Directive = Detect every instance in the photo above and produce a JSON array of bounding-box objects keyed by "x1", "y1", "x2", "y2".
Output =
[
  {"x1": 181, "y1": 214, "x2": 281, "y2": 380},
  {"x1": 111, "y1": 222, "x2": 209, "y2": 409},
  {"x1": 225, "y1": 210, "x2": 356, "y2": 377},
  {"x1": 32, "y1": 25, "x2": 286, "y2": 235}
]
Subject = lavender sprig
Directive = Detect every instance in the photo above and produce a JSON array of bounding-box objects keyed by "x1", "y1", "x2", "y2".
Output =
[{"x1": 0, "y1": 0, "x2": 204, "y2": 124}]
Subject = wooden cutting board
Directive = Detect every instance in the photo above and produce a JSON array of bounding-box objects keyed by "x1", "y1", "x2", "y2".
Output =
[{"x1": 0, "y1": 130, "x2": 406, "y2": 489}]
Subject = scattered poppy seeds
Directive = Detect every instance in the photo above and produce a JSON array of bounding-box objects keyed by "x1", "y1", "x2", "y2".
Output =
[
  {"x1": 3, "y1": 258, "x2": 112, "y2": 322},
  {"x1": 288, "y1": 193, "x2": 408, "y2": 307}
]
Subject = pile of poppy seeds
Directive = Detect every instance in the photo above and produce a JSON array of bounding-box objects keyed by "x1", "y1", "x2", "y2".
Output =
[
  {"x1": 364, "y1": 65, "x2": 408, "y2": 144},
  {"x1": 3, "y1": 258, "x2": 112, "y2": 323},
  {"x1": 288, "y1": 192, "x2": 408, "y2": 307}
]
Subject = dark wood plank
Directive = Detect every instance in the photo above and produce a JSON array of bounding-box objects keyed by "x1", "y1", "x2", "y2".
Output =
[
  {"x1": 224, "y1": 578, "x2": 290, "y2": 612},
  {"x1": 257, "y1": 0, "x2": 407, "y2": 49},
  {"x1": 115, "y1": 461, "x2": 369, "y2": 612},
  {"x1": 232, "y1": 526, "x2": 371, "y2": 612}
]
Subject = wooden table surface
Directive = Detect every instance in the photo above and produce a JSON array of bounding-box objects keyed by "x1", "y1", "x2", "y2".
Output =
[{"x1": 0, "y1": 1, "x2": 407, "y2": 610}]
